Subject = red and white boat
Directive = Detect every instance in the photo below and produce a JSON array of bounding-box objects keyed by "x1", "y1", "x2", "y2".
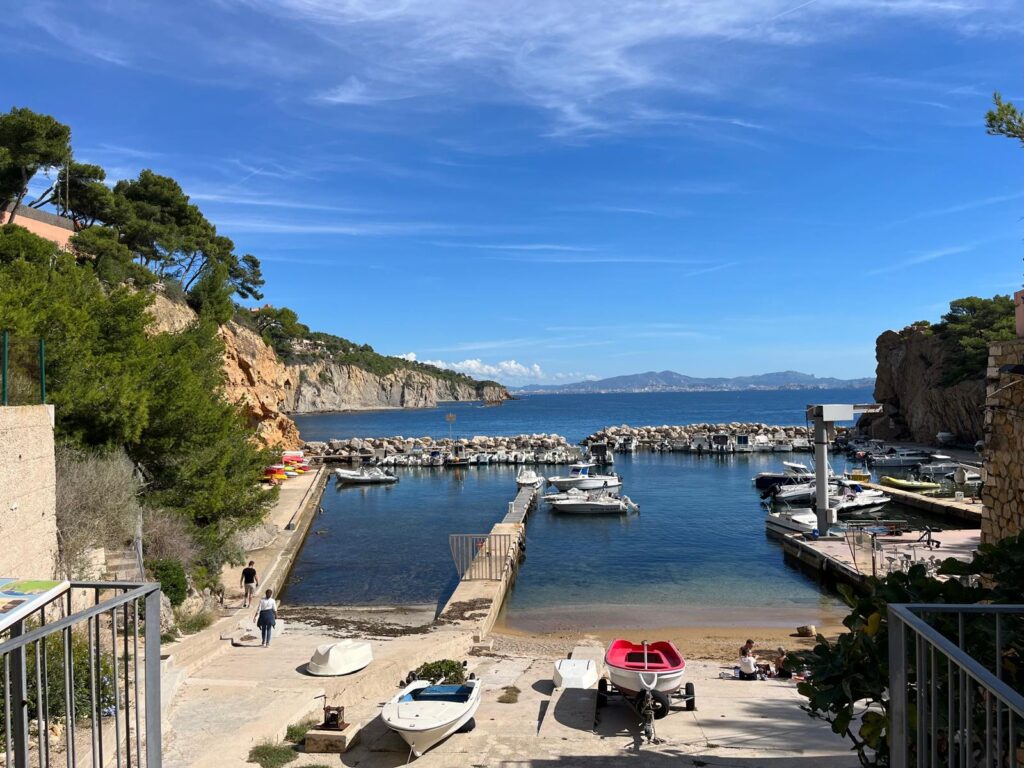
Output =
[{"x1": 605, "y1": 639, "x2": 688, "y2": 697}]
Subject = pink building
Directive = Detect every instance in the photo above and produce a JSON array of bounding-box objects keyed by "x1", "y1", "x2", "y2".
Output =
[{"x1": 1, "y1": 204, "x2": 75, "y2": 249}]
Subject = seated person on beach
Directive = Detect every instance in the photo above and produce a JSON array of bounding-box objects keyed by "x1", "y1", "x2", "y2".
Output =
[
  {"x1": 738, "y1": 648, "x2": 760, "y2": 680},
  {"x1": 775, "y1": 647, "x2": 793, "y2": 679},
  {"x1": 739, "y1": 638, "x2": 755, "y2": 658}
]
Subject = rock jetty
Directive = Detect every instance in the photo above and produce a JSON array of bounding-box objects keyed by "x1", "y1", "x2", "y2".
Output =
[
  {"x1": 303, "y1": 433, "x2": 576, "y2": 463},
  {"x1": 583, "y1": 422, "x2": 848, "y2": 451}
]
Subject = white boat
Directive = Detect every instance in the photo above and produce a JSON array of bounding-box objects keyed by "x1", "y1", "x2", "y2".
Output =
[
  {"x1": 547, "y1": 462, "x2": 622, "y2": 492},
  {"x1": 765, "y1": 507, "x2": 821, "y2": 535},
  {"x1": 752, "y1": 434, "x2": 773, "y2": 452},
  {"x1": 773, "y1": 439, "x2": 794, "y2": 452},
  {"x1": 381, "y1": 679, "x2": 481, "y2": 758},
  {"x1": 549, "y1": 490, "x2": 638, "y2": 514},
  {"x1": 917, "y1": 455, "x2": 962, "y2": 478},
  {"x1": 515, "y1": 468, "x2": 543, "y2": 488},
  {"x1": 792, "y1": 437, "x2": 812, "y2": 452},
  {"x1": 752, "y1": 461, "x2": 815, "y2": 491},
  {"x1": 710, "y1": 432, "x2": 733, "y2": 454},
  {"x1": 605, "y1": 640, "x2": 688, "y2": 698},
  {"x1": 306, "y1": 640, "x2": 373, "y2": 676},
  {"x1": 553, "y1": 659, "x2": 599, "y2": 689},
  {"x1": 867, "y1": 448, "x2": 931, "y2": 468},
  {"x1": 334, "y1": 467, "x2": 399, "y2": 485},
  {"x1": 734, "y1": 434, "x2": 754, "y2": 453}
]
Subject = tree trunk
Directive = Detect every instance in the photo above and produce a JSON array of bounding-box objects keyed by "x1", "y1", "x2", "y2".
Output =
[{"x1": 6, "y1": 169, "x2": 28, "y2": 224}]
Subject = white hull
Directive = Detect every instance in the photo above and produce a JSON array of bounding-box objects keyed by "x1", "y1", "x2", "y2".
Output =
[
  {"x1": 334, "y1": 468, "x2": 398, "y2": 484},
  {"x1": 607, "y1": 665, "x2": 686, "y2": 697},
  {"x1": 550, "y1": 498, "x2": 628, "y2": 514},
  {"x1": 765, "y1": 509, "x2": 819, "y2": 535},
  {"x1": 307, "y1": 640, "x2": 373, "y2": 676},
  {"x1": 549, "y1": 476, "x2": 621, "y2": 491},
  {"x1": 382, "y1": 680, "x2": 481, "y2": 758}
]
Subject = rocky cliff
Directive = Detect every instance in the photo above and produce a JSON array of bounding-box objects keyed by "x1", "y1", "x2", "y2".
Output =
[
  {"x1": 283, "y1": 361, "x2": 505, "y2": 413},
  {"x1": 857, "y1": 326, "x2": 985, "y2": 444},
  {"x1": 147, "y1": 295, "x2": 506, "y2": 447}
]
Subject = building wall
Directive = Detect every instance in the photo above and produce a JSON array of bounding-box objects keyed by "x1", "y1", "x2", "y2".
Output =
[
  {"x1": 981, "y1": 338, "x2": 1024, "y2": 543},
  {"x1": 0, "y1": 406, "x2": 58, "y2": 577},
  {"x1": 1, "y1": 206, "x2": 75, "y2": 249}
]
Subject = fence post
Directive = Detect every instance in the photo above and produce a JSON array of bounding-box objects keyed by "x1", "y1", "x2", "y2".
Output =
[
  {"x1": 38, "y1": 339, "x2": 45, "y2": 404},
  {"x1": 144, "y1": 588, "x2": 162, "y2": 767},
  {"x1": 1, "y1": 330, "x2": 8, "y2": 406},
  {"x1": 10, "y1": 619, "x2": 29, "y2": 768},
  {"x1": 888, "y1": 606, "x2": 908, "y2": 768}
]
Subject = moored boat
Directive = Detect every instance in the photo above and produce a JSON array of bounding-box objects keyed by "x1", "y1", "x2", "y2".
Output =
[
  {"x1": 381, "y1": 679, "x2": 481, "y2": 758},
  {"x1": 547, "y1": 462, "x2": 622, "y2": 492},
  {"x1": 548, "y1": 491, "x2": 638, "y2": 514},
  {"x1": 752, "y1": 461, "x2": 815, "y2": 491},
  {"x1": 334, "y1": 467, "x2": 399, "y2": 485},
  {"x1": 879, "y1": 476, "x2": 941, "y2": 493},
  {"x1": 515, "y1": 467, "x2": 543, "y2": 488}
]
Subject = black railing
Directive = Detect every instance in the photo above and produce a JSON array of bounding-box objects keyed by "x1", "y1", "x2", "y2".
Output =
[
  {"x1": 0, "y1": 581, "x2": 162, "y2": 768},
  {"x1": 889, "y1": 604, "x2": 1024, "y2": 768}
]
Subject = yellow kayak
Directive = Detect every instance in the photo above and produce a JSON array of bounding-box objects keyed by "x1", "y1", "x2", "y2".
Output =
[{"x1": 880, "y1": 476, "x2": 941, "y2": 493}]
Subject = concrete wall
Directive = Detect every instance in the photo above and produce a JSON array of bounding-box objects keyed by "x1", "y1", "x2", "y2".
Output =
[
  {"x1": 0, "y1": 405, "x2": 59, "y2": 578},
  {"x1": 982, "y1": 339, "x2": 1024, "y2": 543}
]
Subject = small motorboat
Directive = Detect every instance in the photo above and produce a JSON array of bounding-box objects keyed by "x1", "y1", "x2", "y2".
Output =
[
  {"x1": 752, "y1": 461, "x2": 815, "y2": 491},
  {"x1": 867, "y1": 448, "x2": 931, "y2": 468},
  {"x1": 553, "y1": 659, "x2": 599, "y2": 689},
  {"x1": 547, "y1": 462, "x2": 622, "y2": 492},
  {"x1": 381, "y1": 679, "x2": 481, "y2": 758},
  {"x1": 765, "y1": 507, "x2": 822, "y2": 536},
  {"x1": 306, "y1": 640, "x2": 373, "y2": 676},
  {"x1": 880, "y1": 476, "x2": 941, "y2": 493},
  {"x1": 549, "y1": 491, "x2": 638, "y2": 514},
  {"x1": 334, "y1": 467, "x2": 399, "y2": 485},
  {"x1": 515, "y1": 468, "x2": 543, "y2": 488},
  {"x1": 603, "y1": 639, "x2": 694, "y2": 738}
]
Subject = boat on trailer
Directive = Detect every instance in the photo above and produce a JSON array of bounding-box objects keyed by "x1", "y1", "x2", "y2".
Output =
[
  {"x1": 602, "y1": 639, "x2": 695, "y2": 742},
  {"x1": 381, "y1": 678, "x2": 481, "y2": 759}
]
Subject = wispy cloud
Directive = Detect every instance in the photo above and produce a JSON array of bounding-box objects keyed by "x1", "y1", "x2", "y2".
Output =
[
  {"x1": 316, "y1": 76, "x2": 417, "y2": 105},
  {"x1": 865, "y1": 244, "x2": 975, "y2": 276},
  {"x1": 887, "y1": 191, "x2": 1024, "y2": 227},
  {"x1": 188, "y1": 189, "x2": 372, "y2": 213},
  {"x1": 213, "y1": 218, "x2": 445, "y2": 236},
  {"x1": 21, "y1": 3, "x2": 129, "y2": 66}
]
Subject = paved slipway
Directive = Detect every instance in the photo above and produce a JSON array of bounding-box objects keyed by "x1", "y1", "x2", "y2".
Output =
[{"x1": 161, "y1": 470, "x2": 858, "y2": 768}]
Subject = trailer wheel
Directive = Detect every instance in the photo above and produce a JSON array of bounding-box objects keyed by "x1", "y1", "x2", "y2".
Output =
[
  {"x1": 685, "y1": 682, "x2": 696, "y2": 711},
  {"x1": 597, "y1": 677, "x2": 609, "y2": 708},
  {"x1": 651, "y1": 690, "x2": 671, "y2": 719}
]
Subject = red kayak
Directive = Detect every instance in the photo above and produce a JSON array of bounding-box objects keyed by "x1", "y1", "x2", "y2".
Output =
[{"x1": 605, "y1": 639, "x2": 687, "y2": 697}]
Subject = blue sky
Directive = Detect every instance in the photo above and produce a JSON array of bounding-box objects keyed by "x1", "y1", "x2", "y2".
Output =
[{"x1": 3, "y1": 1, "x2": 1024, "y2": 384}]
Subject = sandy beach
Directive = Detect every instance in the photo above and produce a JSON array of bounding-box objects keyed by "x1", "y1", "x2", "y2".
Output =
[{"x1": 489, "y1": 621, "x2": 846, "y2": 662}]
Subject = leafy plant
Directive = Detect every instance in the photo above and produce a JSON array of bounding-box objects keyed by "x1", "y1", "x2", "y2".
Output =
[
  {"x1": 246, "y1": 741, "x2": 297, "y2": 768},
  {"x1": 414, "y1": 659, "x2": 466, "y2": 685},
  {"x1": 149, "y1": 559, "x2": 187, "y2": 607},
  {"x1": 793, "y1": 532, "x2": 1024, "y2": 767},
  {"x1": 284, "y1": 718, "x2": 316, "y2": 743}
]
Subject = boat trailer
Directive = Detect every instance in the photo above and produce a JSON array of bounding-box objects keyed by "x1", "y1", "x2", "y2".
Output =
[{"x1": 596, "y1": 677, "x2": 696, "y2": 744}]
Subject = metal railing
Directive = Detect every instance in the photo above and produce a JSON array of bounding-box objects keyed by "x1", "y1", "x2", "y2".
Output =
[
  {"x1": 449, "y1": 534, "x2": 519, "y2": 581},
  {"x1": 889, "y1": 604, "x2": 1024, "y2": 768},
  {"x1": 1, "y1": 332, "x2": 46, "y2": 405},
  {"x1": 0, "y1": 581, "x2": 163, "y2": 768}
]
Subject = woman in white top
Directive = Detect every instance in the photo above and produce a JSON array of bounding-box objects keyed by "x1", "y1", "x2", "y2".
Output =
[
  {"x1": 738, "y1": 648, "x2": 759, "y2": 680},
  {"x1": 254, "y1": 589, "x2": 277, "y2": 647}
]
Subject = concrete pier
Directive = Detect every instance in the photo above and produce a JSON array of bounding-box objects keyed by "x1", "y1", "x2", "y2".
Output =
[
  {"x1": 863, "y1": 481, "x2": 982, "y2": 523},
  {"x1": 780, "y1": 528, "x2": 980, "y2": 590}
]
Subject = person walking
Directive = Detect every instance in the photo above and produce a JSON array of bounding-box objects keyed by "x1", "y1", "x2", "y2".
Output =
[
  {"x1": 254, "y1": 589, "x2": 277, "y2": 648},
  {"x1": 240, "y1": 561, "x2": 259, "y2": 608}
]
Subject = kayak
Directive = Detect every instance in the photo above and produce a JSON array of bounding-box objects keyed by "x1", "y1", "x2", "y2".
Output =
[{"x1": 880, "y1": 476, "x2": 941, "y2": 493}]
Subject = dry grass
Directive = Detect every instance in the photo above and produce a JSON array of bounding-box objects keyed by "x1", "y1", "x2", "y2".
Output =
[{"x1": 497, "y1": 685, "x2": 521, "y2": 704}]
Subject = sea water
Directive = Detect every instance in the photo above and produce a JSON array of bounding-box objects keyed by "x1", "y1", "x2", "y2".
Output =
[{"x1": 285, "y1": 388, "x2": 894, "y2": 629}]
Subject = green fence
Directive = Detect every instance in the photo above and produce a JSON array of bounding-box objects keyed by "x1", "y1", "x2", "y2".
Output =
[{"x1": 0, "y1": 331, "x2": 46, "y2": 406}]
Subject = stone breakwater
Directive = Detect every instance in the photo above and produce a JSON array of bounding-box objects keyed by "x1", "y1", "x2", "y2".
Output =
[
  {"x1": 303, "y1": 433, "x2": 579, "y2": 464},
  {"x1": 583, "y1": 422, "x2": 848, "y2": 451}
]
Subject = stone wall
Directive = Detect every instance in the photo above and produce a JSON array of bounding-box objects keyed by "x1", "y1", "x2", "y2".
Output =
[
  {"x1": 0, "y1": 405, "x2": 59, "y2": 577},
  {"x1": 981, "y1": 338, "x2": 1024, "y2": 543}
]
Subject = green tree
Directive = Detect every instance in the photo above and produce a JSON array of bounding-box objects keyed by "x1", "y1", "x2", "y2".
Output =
[
  {"x1": 0, "y1": 107, "x2": 71, "y2": 220},
  {"x1": 986, "y1": 92, "x2": 1024, "y2": 144},
  {"x1": 30, "y1": 161, "x2": 114, "y2": 229},
  {"x1": 70, "y1": 225, "x2": 156, "y2": 286},
  {"x1": 934, "y1": 295, "x2": 1015, "y2": 384},
  {"x1": 0, "y1": 222, "x2": 60, "y2": 264}
]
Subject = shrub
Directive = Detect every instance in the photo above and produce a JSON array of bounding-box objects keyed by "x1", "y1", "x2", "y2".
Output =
[
  {"x1": 414, "y1": 659, "x2": 466, "y2": 685},
  {"x1": 142, "y1": 507, "x2": 198, "y2": 567},
  {"x1": 284, "y1": 718, "x2": 316, "y2": 743},
  {"x1": 54, "y1": 444, "x2": 141, "y2": 579},
  {"x1": 175, "y1": 609, "x2": 215, "y2": 635},
  {"x1": 149, "y1": 559, "x2": 187, "y2": 606},
  {"x1": 247, "y1": 742, "x2": 297, "y2": 768},
  {"x1": 497, "y1": 685, "x2": 520, "y2": 704}
]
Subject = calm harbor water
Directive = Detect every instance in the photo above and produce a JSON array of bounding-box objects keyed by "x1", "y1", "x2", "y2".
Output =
[{"x1": 285, "y1": 388, "x2": 909, "y2": 629}]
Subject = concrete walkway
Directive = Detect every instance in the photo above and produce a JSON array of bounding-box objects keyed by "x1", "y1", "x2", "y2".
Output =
[{"x1": 164, "y1": 620, "x2": 858, "y2": 768}]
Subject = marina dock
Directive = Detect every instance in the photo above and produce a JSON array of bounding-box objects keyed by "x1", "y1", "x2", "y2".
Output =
[
  {"x1": 863, "y1": 480, "x2": 982, "y2": 523},
  {"x1": 780, "y1": 528, "x2": 980, "y2": 589}
]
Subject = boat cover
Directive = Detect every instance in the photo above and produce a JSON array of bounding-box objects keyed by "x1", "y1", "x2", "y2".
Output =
[{"x1": 401, "y1": 684, "x2": 474, "y2": 703}]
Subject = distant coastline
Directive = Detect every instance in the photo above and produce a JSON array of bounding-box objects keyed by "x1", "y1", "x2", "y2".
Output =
[{"x1": 512, "y1": 369, "x2": 874, "y2": 396}]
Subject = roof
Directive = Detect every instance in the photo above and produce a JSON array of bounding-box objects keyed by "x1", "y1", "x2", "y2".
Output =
[{"x1": 2, "y1": 204, "x2": 76, "y2": 232}]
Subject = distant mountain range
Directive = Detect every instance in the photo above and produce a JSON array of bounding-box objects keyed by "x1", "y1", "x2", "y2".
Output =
[{"x1": 512, "y1": 370, "x2": 875, "y2": 395}]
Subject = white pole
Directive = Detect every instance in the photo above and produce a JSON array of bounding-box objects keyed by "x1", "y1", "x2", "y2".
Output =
[{"x1": 814, "y1": 417, "x2": 834, "y2": 533}]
